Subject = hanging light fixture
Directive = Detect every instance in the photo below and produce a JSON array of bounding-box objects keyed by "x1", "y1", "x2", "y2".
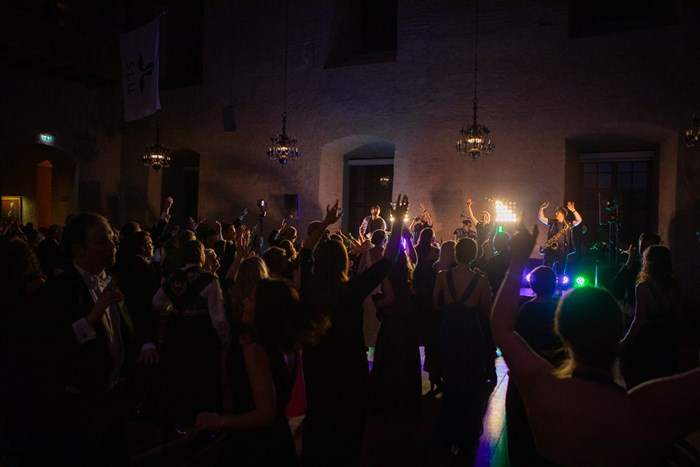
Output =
[
  {"x1": 267, "y1": 0, "x2": 300, "y2": 165},
  {"x1": 143, "y1": 111, "x2": 170, "y2": 171},
  {"x1": 456, "y1": 0, "x2": 494, "y2": 160},
  {"x1": 684, "y1": 115, "x2": 699, "y2": 148}
]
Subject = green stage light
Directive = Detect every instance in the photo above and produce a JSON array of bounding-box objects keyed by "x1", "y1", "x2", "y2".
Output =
[{"x1": 574, "y1": 276, "x2": 586, "y2": 287}]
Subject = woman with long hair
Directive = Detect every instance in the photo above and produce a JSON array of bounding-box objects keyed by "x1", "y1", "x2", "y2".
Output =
[
  {"x1": 196, "y1": 279, "x2": 308, "y2": 466},
  {"x1": 300, "y1": 196, "x2": 409, "y2": 467},
  {"x1": 413, "y1": 228, "x2": 441, "y2": 392},
  {"x1": 433, "y1": 240, "x2": 457, "y2": 273},
  {"x1": 229, "y1": 256, "x2": 269, "y2": 329},
  {"x1": 432, "y1": 238, "x2": 492, "y2": 457},
  {"x1": 619, "y1": 245, "x2": 683, "y2": 389},
  {"x1": 370, "y1": 248, "x2": 422, "y2": 416}
]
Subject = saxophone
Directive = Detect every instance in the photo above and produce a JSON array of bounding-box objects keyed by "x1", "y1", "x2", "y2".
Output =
[{"x1": 539, "y1": 222, "x2": 570, "y2": 255}]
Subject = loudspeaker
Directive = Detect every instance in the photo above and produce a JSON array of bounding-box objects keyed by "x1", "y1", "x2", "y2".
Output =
[
  {"x1": 222, "y1": 105, "x2": 236, "y2": 132},
  {"x1": 284, "y1": 194, "x2": 299, "y2": 220}
]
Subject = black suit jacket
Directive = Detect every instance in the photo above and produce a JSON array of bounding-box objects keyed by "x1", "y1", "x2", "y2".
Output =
[
  {"x1": 31, "y1": 265, "x2": 136, "y2": 398},
  {"x1": 36, "y1": 238, "x2": 64, "y2": 277}
]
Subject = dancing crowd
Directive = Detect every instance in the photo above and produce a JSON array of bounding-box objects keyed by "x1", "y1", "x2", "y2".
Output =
[{"x1": 0, "y1": 194, "x2": 698, "y2": 467}]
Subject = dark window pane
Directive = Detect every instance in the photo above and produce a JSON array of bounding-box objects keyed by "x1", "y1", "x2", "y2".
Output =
[
  {"x1": 617, "y1": 173, "x2": 631, "y2": 190},
  {"x1": 598, "y1": 172, "x2": 611, "y2": 188},
  {"x1": 598, "y1": 163, "x2": 612, "y2": 172},
  {"x1": 583, "y1": 173, "x2": 597, "y2": 188},
  {"x1": 633, "y1": 161, "x2": 648, "y2": 172},
  {"x1": 583, "y1": 163, "x2": 597, "y2": 173},
  {"x1": 633, "y1": 173, "x2": 647, "y2": 189},
  {"x1": 618, "y1": 162, "x2": 632, "y2": 173}
]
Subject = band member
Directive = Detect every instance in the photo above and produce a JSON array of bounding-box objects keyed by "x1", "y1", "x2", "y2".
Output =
[
  {"x1": 358, "y1": 204, "x2": 387, "y2": 240},
  {"x1": 537, "y1": 201, "x2": 582, "y2": 274},
  {"x1": 409, "y1": 203, "x2": 433, "y2": 244},
  {"x1": 466, "y1": 199, "x2": 493, "y2": 249},
  {"x1": 453, "y1": 219, "x2": 477, "y2": 241}
]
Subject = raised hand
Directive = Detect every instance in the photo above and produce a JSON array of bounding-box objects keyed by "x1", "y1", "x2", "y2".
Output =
[
  {"x1": 466, "y1": 198, "x2": 473, "y2": 207},
  {"x1": 540, "y1": 201, "x2": 549, "y2": 210},
  {"x1": 389, "y1": 194, "x2": 409, "y2": 224},
  {"x1": 236, "y1": 227, "x2": 251, "y2": 255},
  {"x1": 164, "y1": 196, "x2": 174, "y2": 213},
  {"x1": 322, "y1": 199, "x2": 342, "y2": 227},
  {"x1": 566, "y1": 201, "x2": 576, "y2": 212},
  {"x1": 86, "y1": 287, "x2": 124, "y2": 327},
  {"x1": 419, "y1": 202, "x2": 427, "y2": 213},
  {"x1": 279, "y1": 218, "x2": 287, "y2": 230}
]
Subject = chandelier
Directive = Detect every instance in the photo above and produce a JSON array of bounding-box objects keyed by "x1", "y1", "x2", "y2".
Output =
[
  {"x1": 456, "y1": 0, "x2": 494, "y2": 160},
  {"x1": 267, "y1": 0, "x2": 300, "y2": 165},
  {"x1": 684, "y1": 115, "x2": 699, "y2": 148},
  {"x1": 267, "y1": 113, "x2": 300, "y2": 165},
  {"x1": 143, "y1": 112, "x2": 170, "y2": 171}
]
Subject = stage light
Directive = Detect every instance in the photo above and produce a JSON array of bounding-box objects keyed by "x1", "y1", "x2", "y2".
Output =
[
  {"x1": 494, "y1": 200, "x2": 517, "y2": 223},
  {"x1": 560, "y1": 275, "x2": 570, "y2": 286},
  {"x1": 388, "y1": 214, "x2": 410, "y2": 224},
  {"x1": 574, "y1": 276, "x2": 586, "y2": 287},
  {"x1": 39, "y1": 133, "x2": 54, "y2": 145}
]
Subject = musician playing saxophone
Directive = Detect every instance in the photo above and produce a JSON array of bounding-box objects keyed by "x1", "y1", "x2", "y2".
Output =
[{"x1": 537, "y1": 201, "x2": 582, "y2": 275}]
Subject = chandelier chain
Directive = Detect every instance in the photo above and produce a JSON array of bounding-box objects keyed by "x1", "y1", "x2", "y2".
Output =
[
  {"x1": 155, "y1": 109, "x2": 160, "y2": 144},
  {"x1": 266, "y1": 0, "x2": 300, "y2": 165},
  {"x1": 455, "y1": 0, "x2": 494, "y2": 160},
  {"x1": 473, "y1": 0, "x2": 479, "y2": 110},
  {"x1": 283, "y1": 0, "x2": 289, "y2": 117}
]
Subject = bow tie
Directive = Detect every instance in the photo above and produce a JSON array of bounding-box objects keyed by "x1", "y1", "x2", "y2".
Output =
[{"x1": 88, "y1": 274, "x2": 112, "y2": 291}]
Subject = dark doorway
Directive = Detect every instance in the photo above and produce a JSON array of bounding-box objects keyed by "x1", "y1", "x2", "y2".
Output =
[
  {"x1": 347, "y1": 161, "x2": 393, "y2": 236},
  {"x1": 162, "y1": 149, "x2": 200, "y2": 226}
]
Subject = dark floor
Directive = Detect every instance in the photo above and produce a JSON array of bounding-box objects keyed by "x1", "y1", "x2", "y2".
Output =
[{"x1": 360, "y1": 350, "x2": 510, "y2": 467}]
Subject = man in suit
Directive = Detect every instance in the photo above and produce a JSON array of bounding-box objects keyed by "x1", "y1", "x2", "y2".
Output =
[
  {"x1": 28, "y1": 213, "x2": 136, "y2": 466},
  {"x1": 36, "y1": 223, "x2": 64, "y2": 277}
]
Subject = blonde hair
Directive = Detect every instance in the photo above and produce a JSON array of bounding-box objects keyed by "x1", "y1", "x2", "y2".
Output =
[{"x1": 231, "y1": 256, "x2": 269, "y2": 322}]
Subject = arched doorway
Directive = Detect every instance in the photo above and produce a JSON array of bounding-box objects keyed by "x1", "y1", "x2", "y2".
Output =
[
  {"x1": 161, "y1": 149, "x2": 200, "y2": 226},
  {"x1": 0, "y1": 143, "x2": 76, "y2": 227},
  {"x1": 319, "y1": 135, "x2": 395, "y2": 232}
]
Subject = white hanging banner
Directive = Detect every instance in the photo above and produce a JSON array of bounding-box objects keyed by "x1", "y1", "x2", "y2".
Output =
[{"x1": 120, "y1": 17, "x2": 161, "y2": 121}]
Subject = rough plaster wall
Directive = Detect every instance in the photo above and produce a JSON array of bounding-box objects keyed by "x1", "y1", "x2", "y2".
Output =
[{"x1": 121, "y1": 1, "x2": 699, "y2": 252}]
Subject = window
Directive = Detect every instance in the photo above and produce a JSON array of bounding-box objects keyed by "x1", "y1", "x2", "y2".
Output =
[
  {"x1": 325, "y1": 0, "x2": 397, "y2": 68},
  {"x1": 580, "y1": 155, "x2": 652, "y2": 244},
  {"x1": 568, "y1": 0, "x2": 678, "y2": 39}
]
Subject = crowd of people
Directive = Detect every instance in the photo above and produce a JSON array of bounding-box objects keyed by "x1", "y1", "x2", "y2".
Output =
[{"x1": 0, "y1": 195, "x2": 697, "y2": 466}]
